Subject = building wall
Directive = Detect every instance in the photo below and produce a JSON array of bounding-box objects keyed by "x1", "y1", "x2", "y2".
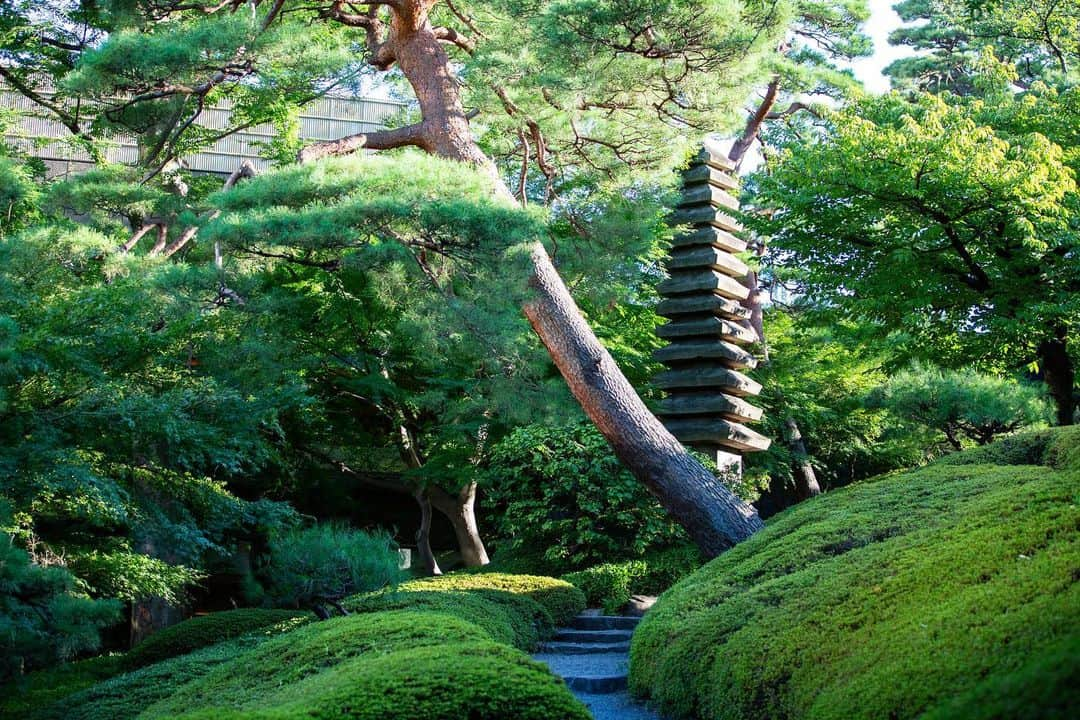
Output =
[{"x1": 2, "y1": 85, "x2": 406, "y2": 177}]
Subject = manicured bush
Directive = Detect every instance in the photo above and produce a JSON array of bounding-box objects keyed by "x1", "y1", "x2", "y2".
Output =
[
  {"x1": 629, "y1": 426, "x2": 1080, "y2": 720},
  {"x1": 145, "y1": 611, "x2": 492, "y2": 717},
  {"x1": 40, "y1": 635, "x2": 273, "y2": 720},
  {"x1": 563, "y1": 546, "x2": 702, "y2": 614},
  {"x1": 257, "y1": 524, "x2": 403, "y2": 609},
  {"x1": 405, "y1": 572, "x2": 586, "y2": 625},
  {"x1": 124, "y1": 608, "x2": 310, "y2": 669},
  {"x1": 168, "y1": 642, "x2": 591, "y2": 720},
  {"x1": 344, "y1": 588, "x2": 548, "y2": 649},
  {"x1": 0, "y1": 654, "x2": 124, "y2": 719}
]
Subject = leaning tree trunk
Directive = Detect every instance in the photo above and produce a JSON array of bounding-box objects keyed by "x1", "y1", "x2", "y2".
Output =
[
  {"x1": 1039, "y1": 332, "x2": 1075, "y2": 426},
  {"x1": 412, "y1": 489, "x2": 442, "y2": 575},
  {"x1": 307, "y1": 0, "x2": 765, "y2": 555},
  {"x1": 429, "y1": 483, "x2": 490, "y2": 566}
]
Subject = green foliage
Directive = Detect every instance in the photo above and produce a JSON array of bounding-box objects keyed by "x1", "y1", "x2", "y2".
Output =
[
  {"x1": 143, "y1": 611, "x2": 491, "y2": 716},
  {"x1": 124, "y1": 609, "x2": 310, "y2": 670},
  {"x1": 0, "y1": 512, "x2": 121, "y2": 681},
  {"x1": 256, "y1": 524, "x2": 403, "y2": 608},
  {"x1": 748, "y1": 89, "x2": 1079, "y2": 415},
  {"x1": 398, "y1": 571, "x2": 586, "y2": 626},
  {"x1": 0, "y1": 156, "x2": 39, "y2": 236},
  {"x1": 872, "y1": 362, "x2": 1051, "y2": 447},
  {"x1": 482, "y1": 422, "x2": 692, "y2": 570},
  {"x1": 0, "y1": 654, "x2": 124, "y2": 720},
  {"x1": 167, "y1": 641, "x2": 591, "y2": 720},
  {"x1": 345, "y1": 588, "x2": 549, "y2": 650},
  {"x1": 563, "y1": 546, "x2": 704, "y2": 613},
  {"x1": 629, "y1": 427, "x2": 1080, "y2": 719}
]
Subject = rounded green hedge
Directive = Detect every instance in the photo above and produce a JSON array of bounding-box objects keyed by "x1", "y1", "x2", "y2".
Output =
[
  {"x1": 124, "y1": 609, "x2": 310, "y2": 669},
  {"x1": 344, "y1": 588, "x2": 548, "y2": 649},
  {"x1": 630, "y1": 427, "x2": 1080, "y2": 720},
  {"x1": 145, "y1": 611, "x2": 490, "y2": 717},
  {"x1": 172, "y1": 642, "x2": 591, "y2": 720},
  {"x1": 404, "y1": 572, "x2": 586, "y2": 625}
]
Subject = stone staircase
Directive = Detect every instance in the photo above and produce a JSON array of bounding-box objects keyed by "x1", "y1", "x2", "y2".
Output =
[{"x1": 534, "y1": 614, "x2": 663, "y2": 720}]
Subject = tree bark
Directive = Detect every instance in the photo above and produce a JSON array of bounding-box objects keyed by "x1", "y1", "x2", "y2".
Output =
[
  {"x1": 429, "y1": 483, "x2": 490, "y2": 566},
  {"x1": 1039, "y1": 332, "x2": 1075, "y2": 426},
  {"x1": 412, "y1": 488, "x2": 442, "y2": 575},
  {"x1": 784, "y1": 417, "x2": 821, "y2": 498}
]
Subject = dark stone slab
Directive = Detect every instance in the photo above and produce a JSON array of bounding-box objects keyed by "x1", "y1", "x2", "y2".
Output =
[
  {"x1": 670, "y1": 205, "x2": 743, "y2": 233},
  {"x1": 658, "y1": 391, "x2": 764, "y2": 423},
  {"x1": 653, "y1": 362, "x2": 763, "y2": 392},
  {"x1": 670, "y1": 226, "x2": 747, "y2": 253},
  {"x1": 668, "y1": 245, "x2": 749, "y2": 277},
  {"x1": 656, "y1": 294, "x2": 751, "y2": 321},
  {"x1": 657, "y1": 316, "x2": 759, "y2": 345},
  {"x1": 571, "y1": 615, "x2": 641, "y2": 630},
  {"x1": 681, "y1": 162, "x2": 739, "y2": 190},
  {"x1": 657, "y1": 270, "x2": 750, "y2": 300},
  {"x1": 663, "y1": 417, "x2": 772, "y2": 452},
  {"x1": 678, "y1": 182, "x2": 740, "y2": 211}
]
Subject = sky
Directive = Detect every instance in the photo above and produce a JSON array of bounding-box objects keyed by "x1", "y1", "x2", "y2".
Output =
[{"x1": 849, "y1": 0, "x2": 912, "y2": 93}]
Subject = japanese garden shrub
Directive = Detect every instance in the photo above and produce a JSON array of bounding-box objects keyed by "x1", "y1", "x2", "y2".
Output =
[
  {"x1": 563, "y1": 546, "x2": 703, "y2": 613},
  {"x1": 143, "y1": 611, "x2": 492, "y2": 717},
  {"x1": 629, "y1": 426, "x2": 1080, "y2": 720},
  {"x1": 405, "y1": 571, "x2": 586, "y2": 625},
  {"x1": 34, "y1": 634, "x2": 276, "y2": 720},
  {"x1": 343, "y1": 587, "x2": 548, "y2": 650},
  {"x1": 0, "y1": 654, "x2": 124, "y2": 719},
  {"x1": 123, "y1": 608, "x2": 310, "y2": 669},
  {"x1": 255, "y1": 523, "x2": 403, "y2": 609},
  {"x1": 482, "y1": 422, "x2": 691, "y2": 572},
  {"x1": 166, "y1": 642, "x2": 591, "y2": 720}
]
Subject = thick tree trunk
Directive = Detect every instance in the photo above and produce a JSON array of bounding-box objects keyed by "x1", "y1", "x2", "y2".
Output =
[
  {"x1": 412, "y1": 489, "x2": 442, "y2": 575},
  {"x1": 429, "y1": 483, "x2": 489, "y2": 566},
  {"x1": 523, "y1": 244, "x2": 763, "y2": 556},
  {"x1": 1039, "y1": 333, "x2": 1075, "y2": 426}
]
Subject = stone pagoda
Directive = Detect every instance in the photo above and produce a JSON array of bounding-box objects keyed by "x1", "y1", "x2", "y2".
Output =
[{"x1": 654, "y1": 147, "x2": 770, "y2": 471}]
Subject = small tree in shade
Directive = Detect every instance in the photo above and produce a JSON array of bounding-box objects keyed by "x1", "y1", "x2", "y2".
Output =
[
  {"x1": 258, "y1": 524, "x2": 403, "y2": 616},
  {"x1": 871, "y1": 363, "x2": 1051, "y2": 449}
]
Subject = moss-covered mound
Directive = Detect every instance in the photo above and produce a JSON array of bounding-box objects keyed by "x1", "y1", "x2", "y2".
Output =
[
  {"x1": 124, "y1": 609, "x2": 310, "y2": 669},
  {"x1": 630, "y1": 427, "x2": 1080, "y2": 720},
  {"x1": 169, "y1": 642, "x2": 591, "y2": 720},
  {"x1": 403, "y1": 572, "x2": 587, "y2": 625}
]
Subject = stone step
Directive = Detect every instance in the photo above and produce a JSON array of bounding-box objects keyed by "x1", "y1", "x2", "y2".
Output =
[
  {"x1": 554, "y1": 628, "x2": 634, "y2": 643},
  {"x1": 654, "y1": 340, "x2": 759, "y2": 372},
  {"x1": 656, "y1": 294, "x2": 750, "y2": 321},
  {"x1": 570, "y1": 615, "x2": 641, "y2": 631},
  {"x1": 671, "y1": 226, "x2": 747, "y2": 253},
  {"x1": 533, "y1": 652, "x2": 630, "y2": 695},
  {"x1": 538, "y1": 640, "x2": 631, "y2": 655}
]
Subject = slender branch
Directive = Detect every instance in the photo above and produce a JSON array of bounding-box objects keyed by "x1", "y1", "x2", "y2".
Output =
[{"x1": 296, "y1": 122, "x2": 428, "y2": 163}]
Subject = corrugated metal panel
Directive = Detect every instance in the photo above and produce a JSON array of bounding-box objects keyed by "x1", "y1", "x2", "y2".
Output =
[{"x1": 1, "y1": 84, "x2": 406, "y2": 176}]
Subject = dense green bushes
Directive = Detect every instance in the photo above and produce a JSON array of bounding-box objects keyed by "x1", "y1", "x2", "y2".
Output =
[
  {"x1": 123, "y1": 609, "x2": 310, "y2": 669},
  {"x1": 255, "y1": 524, "x2": 403, "y2": 609},
  {"x1": 563, "y1": 546, "x2": 702, "y2": 613},
  {"x1": 405, "y1": 572, "x2": 586, "y2": 625},
  {"x1": 630, "y1": 427, "x2": 1080, "y2": 720},
  {"x1": 482, "y1": 423, "x2": 690, "y2": 571}
]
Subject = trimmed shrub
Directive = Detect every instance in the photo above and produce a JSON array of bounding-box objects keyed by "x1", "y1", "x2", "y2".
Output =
[
  {"x1": 257, "y1": 524, "x2": 403, "y2": 608},
  {"x1": 145, "y1": 611, "x2": 491, "y2": 717},
  {"x1": 630, "y1": 426, "x2": 1080, "y2": 720},
  {"x1": 405, "y1": 572, "x2": 586, "y2": 625},
  {"x1": 344, "y1": 588, "x2": 548, "y2": 650},
  {"x1": 563, "y1": 546, "x2": 703, "y2": 613},
  {"x1": 0, "y1": 655, "x2": 124, "y2": 719},
  {"x1": 124, "y1": 608, "x2": 310, "y2": 669},
  {"x1": 169, "y1": 642, "x2": 592, "y2": 720},
  {"x1": 40, "y1": 635, "x2": 273, "y2": 720}
]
